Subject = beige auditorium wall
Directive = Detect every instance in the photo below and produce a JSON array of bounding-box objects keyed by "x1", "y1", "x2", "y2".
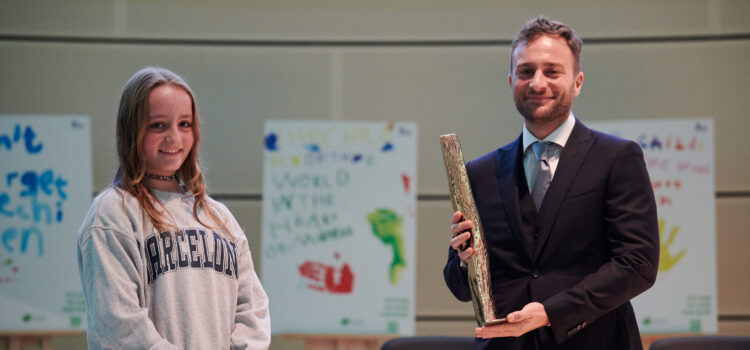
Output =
[{"x1": 1, "y1": 1, "x2": 748, "y2": 349}]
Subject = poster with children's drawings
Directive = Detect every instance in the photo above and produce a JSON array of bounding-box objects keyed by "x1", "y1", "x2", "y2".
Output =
[
  {"x1": 261, "y1": 120, "x2": 417, "y2": 335},
  {"x1": 589, "y1": 118, "x2": 716, "y2": 333},
  {"x1": 0, "y1": 116, "x2": 91, "y2": 331}
]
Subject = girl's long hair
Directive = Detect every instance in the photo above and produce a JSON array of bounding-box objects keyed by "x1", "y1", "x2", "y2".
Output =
[{"x1": 113, "y1": 66, "x2": 231, "y2": 236}]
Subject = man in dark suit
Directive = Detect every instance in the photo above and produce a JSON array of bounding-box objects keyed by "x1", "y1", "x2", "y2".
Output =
[{"x1": 443, "y1": 16, "x2": 659, "y2": 350}]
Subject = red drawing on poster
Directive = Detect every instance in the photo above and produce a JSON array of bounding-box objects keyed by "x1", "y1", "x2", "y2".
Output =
[
  {"x1": 0, "y1": 260, "x2": 19, "y2": 285},
  {"x1": 645, "y1": 156, "x2": 669, "y2": 172},
  {"x1": 676, "y1": 161, "x2": 710, "y2": 174},
  {"x1": 652, "y1": 179, "x2": 682, "y2": 190},
  {"x1": 657, "y1": 195, "x2": 672, "y2": 206},
  {"x1": 401, "y1": 173, "x2": 410, "y2": 194},
  {"x1": 298, "y1": 259, "x2": 354, "y2": 294}
]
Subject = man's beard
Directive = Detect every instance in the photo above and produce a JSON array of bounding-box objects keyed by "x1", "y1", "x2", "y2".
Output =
[{"x1": 514, "y1": 87, "x2": 574, "y2": 125}]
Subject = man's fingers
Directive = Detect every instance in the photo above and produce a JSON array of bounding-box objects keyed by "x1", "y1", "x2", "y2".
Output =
[
  {"x1": 450, "y1": 232, "x2": 470, "y2": 250},
  {"x1": 458, "y1": 247, "x2": 474, "y2": 261},
  {"x1": 475, "y1": 323, "x2": 524, "y2": 339},
  {"x1": 451, "y1": 220, "x2": 472, "y2": 236},
  {"x1": 449, "y1": 211, "x2": 473, "y2": 260},
  {"x1": 450, "y1": 211, "x2": 472, "y2": 235},
  {"x1": 506, "y1": 311, "x2": 523, "y2": 323},
  {"x1": 474, "y1": 303, "x2": 548, "y2": 339},
  {"x1": 451, "y1": 211, "x2": 464, "y2": 224}
]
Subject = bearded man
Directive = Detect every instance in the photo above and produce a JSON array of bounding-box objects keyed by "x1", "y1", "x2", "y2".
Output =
[{"x1": 443, "y1": 16, "x2": 659, "y2": 350}]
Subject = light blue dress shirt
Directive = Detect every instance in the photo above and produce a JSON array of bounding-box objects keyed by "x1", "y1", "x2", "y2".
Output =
[{"x1": 522, "y1": 113, "x2": 576, "y2": 192}]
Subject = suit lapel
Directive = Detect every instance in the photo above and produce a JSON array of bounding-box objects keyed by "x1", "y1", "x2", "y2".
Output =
[
  {"x1": 494, "y1": 136, "x2": 533, "y2": 260},
  {"x1": 532, "y1": 121, "x2": 595, "y2": 262}
]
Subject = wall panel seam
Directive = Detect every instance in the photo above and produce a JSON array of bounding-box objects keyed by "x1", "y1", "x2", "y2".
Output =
[
  {"x1": 2, "y1": 34, "x2": 750, "y2": 47},
  {"x1": 414, "y1": 315, "x2": 750, "y2": 322},
  {"x1": 92, "y1": 192, "x2": 750, "y2": 200},
  {"x1": 207, "y1": 193, "x2": 749, "y2": 201}
]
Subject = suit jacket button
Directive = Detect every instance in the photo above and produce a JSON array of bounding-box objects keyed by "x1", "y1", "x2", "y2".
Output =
[{"x1": 532, "y1": 270, "x2": 540, "y2": 278}]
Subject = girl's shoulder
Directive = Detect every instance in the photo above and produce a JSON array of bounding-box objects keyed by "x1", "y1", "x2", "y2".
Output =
[
  {"x1": 202, "y1": 194, "x2": 247, "y2": 243},
  {"x1": 202, "y1": 194, "x2": 228, "y2": 213},
  {"x1": 95, "y1": 185, "x2": 130, "y2": 203},
  {"x1": 79, "y1": 186, "x2": 143, "y2": 238},
  {"x1": 91, "y1": 186, "x2": 140, "y2": 214}
]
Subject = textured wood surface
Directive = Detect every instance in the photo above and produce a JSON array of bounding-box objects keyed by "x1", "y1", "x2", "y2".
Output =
[{"x1": 440, "y1": 133, "x2": 502, "y2": 327}]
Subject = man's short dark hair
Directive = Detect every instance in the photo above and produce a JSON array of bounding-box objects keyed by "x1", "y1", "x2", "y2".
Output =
[{"x1": 510, "y1": 16, "x2": 583, "y2": 73}]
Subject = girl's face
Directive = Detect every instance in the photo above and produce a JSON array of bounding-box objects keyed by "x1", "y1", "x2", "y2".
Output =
[{"x1": 141, "y1": 84, "x2": 194, "y2": 177}]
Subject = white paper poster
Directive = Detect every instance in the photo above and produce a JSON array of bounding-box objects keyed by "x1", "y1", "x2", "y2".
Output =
[
  {"x1": 0, "y1": 116, "x2": 91, "y2": 331},
  {"x1": 589, "y1": 118, "x2": 717, "y2": 333},
  {"x1": 261, "y1": 120, "x2": 417, "y2": 335}
]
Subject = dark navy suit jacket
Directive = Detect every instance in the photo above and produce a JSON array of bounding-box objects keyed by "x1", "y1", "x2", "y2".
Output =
[{"x1": 444, "y1": 120, "x2": 659, "y2": 350}]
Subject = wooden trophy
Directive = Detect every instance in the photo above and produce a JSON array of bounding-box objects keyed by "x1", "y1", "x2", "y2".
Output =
[{"x1": 440, "y1": 133, "x2": 505, "y2": 327}]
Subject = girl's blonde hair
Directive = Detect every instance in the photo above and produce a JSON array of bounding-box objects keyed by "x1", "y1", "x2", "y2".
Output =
[{"x1": 113, "y1": 67, "x2": 231, "y2": 236}]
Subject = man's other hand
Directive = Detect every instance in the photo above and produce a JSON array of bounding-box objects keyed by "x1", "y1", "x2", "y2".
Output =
[{"x1": 474, "y1": 302, "x2": 550, "y2": 338}]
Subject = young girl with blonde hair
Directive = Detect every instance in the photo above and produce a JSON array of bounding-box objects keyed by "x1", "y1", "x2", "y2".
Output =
[{"x1": 78, "y1": 67, "x2": 270, "y2": 349}]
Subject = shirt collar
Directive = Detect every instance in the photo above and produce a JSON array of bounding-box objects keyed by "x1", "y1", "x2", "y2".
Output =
[{"x1": 523, "y1": 112, "x2": 576, "y2": 153}]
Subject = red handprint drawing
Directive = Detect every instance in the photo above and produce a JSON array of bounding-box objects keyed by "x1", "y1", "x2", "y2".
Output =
[{"x1": 298, "y1": 260, "x2": 354, "y2": 294}]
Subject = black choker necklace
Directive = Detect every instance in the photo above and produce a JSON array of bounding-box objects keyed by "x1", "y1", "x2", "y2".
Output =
[{"x1": 144, "y1": 172, "x2": 178, "y2": 181}]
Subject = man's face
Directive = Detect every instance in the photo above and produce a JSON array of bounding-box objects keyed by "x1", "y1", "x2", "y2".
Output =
[{"x1": 509, "y1": 35, "x2": 583, "y2": 126}]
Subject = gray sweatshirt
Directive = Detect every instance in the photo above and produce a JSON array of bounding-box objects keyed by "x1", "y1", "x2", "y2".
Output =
[{"x1": 77, "y1": 186, "x2": 270, "y2": 349}]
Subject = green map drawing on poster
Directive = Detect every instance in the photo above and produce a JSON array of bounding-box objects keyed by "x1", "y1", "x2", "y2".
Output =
[{"x1": 367, "y1": 208, "x2": 405, "y2": 285}]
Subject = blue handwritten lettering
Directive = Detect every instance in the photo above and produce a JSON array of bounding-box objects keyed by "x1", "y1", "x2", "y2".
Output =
[
  {"x1": 30, "y1": 196, "x2": 52, "y2": 225},
  {"x1": 6, "y1": 172, "x2": 18, "y2": 187},
  {"x1": 23, "y1": 126, "x2": 42, "y2": 154},
  {"x1": 17, "y1": 169, "x2": 67, "y2": 199},
  {"x1": 20, "y1": 171, "x2": 38, "y2": 196},
  {"x1": 3, "y1": 169, "x2": 68, "y2": 226},
  {"x1": 1, "y1": 226, "x2": 44, "y2": 256},
  {"x1": 0, "y1": 124, "x2": 43, "y2": 154},
  {"x1": 0, "y1": 135, "x2": 9, "y2": 150},
  {"x1": 1, "y1": 227, "x2": 17, "y2": 252},
  {"x1": 264, "y1": 132, "x2": 278, "y2": 151},
  {"x1": 20, "y1": 227, "x2": 43, "y2": 255},
  {"x1": 55, "y1": 176, "x2": 68, "y2": 200},
  {"x1": 0, "y1": 193, "x2": 12, "y2": 217}
]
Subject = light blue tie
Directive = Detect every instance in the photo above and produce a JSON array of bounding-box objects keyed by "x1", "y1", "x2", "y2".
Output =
[{"x1": 531, "y1": 142, "x2": 556, "y2": 209}]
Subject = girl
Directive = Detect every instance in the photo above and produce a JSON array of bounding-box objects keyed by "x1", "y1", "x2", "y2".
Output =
[{"x1": 77, "y1": 67, "x2": 270, "y2": 349}]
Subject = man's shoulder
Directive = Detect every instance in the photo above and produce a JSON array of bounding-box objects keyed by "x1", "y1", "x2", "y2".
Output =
[
  {"x1": 590, "y1": 128, "x2": 627, "y2": 144},
  {"x1": 468, "y1": 149, "x2": 498, "y2": 166},
  {"x1": 467, "y1": 138, "x2": 520, "y2": 164},
  {"x1": 465, "y1": 138, "x2": 521, "y2": 180},
  {"x1": 590, "y1": 129, "x2": 640, "y2": 154},
  {"x1": 575, "y1": 121, "x2": 636, "y2": 150}
]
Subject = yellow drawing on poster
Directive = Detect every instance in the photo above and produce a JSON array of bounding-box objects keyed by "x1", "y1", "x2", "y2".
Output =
[{"x1": 658, "y1": 218, "x2": 686, "y2": 272}]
